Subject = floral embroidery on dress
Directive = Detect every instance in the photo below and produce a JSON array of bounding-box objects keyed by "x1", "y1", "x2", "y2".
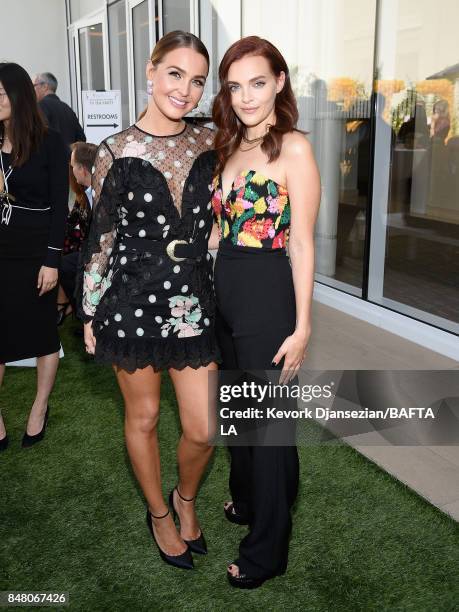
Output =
[
  {"x1": 211, "y1": 170, "x2": 290, "y2": 249},
  {"x1": 161, "y1": 295, "x2": 203, "y2": 338}
]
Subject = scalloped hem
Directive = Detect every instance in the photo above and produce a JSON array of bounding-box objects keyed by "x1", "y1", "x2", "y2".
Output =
[{"x1": 93, "y1": 332, "x2": 221, "y2": 373}]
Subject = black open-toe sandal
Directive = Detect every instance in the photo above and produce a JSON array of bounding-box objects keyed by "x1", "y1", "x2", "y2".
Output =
[
  {"x1": 224, "y1": 501, "x2": 249, "y2": 525},
  {"x1": 227, "y1": 560, "x2": 287, "y2": 590}
]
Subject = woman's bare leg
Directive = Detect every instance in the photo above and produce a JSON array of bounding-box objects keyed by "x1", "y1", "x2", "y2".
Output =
[
  {"x1": 115, "y1": 365, "x2": 187, "y2": 556},
  {"x1": 169, "y1": 362, "x2": 217, "y2": 541},
  {"x1": 26, "y1": 351, "x2": 59, "y2": 435}
]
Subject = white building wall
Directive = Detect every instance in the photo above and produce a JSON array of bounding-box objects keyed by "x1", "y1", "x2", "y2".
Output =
[{"x1": 0, "y1": 0, "x2": 70, "y2": 106}]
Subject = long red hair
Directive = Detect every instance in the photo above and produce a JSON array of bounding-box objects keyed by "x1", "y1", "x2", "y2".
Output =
[{"x1": 212, "y1": 36, "x2": 299, "y2": 175}]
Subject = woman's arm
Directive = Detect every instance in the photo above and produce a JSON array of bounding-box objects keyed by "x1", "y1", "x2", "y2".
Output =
[
  {"x1": 44, "y1": 130, "x2": 70, "y2": 268},
  {"x1": 272, "y1": 134, "x2": 321, "y2": 383},
  {"x1": 78, "y1": 142, "x2": 118, "y2": 352},
  {"x1": 208, "y1": 222, "x2": 220, "y2": 250}
]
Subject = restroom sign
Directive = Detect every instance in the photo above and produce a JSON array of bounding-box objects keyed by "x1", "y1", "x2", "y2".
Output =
[{"x1": 82, "y1": 90, "x2": 122, "y2": 144}]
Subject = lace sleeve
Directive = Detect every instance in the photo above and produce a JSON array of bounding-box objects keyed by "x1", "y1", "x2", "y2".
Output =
[{"x1": 79, "y1": 141, "x2": 118, "y2": 322}]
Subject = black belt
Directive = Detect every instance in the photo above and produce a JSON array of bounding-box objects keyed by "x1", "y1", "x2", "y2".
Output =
[{"x1": 118, "y1": 237, "x2": 207, "y2": 262}]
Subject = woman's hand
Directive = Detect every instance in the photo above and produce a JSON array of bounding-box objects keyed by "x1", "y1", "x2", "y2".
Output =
[
  {"x1": 37, "y1": 265, "x2": 58, "y2": 296},
  {"x1": 272, "y1": 330, "x2": 310, "y2": 384},
  {"x1": 84, "y1": 321, "x2": 96, "y2": 354}
]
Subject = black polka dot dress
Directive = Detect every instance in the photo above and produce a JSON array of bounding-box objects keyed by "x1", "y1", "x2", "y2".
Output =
[{"x1": 79, "y1": 122, "x2": 220, "y2": 373}]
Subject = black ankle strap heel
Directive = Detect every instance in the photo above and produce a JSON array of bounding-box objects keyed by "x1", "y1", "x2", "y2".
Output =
[
  {"x1": 146, "y1": 507, "x2": 194, "y2": 570},
  {"x1": 168, "y1": 486, "x2": 208, "y2": 555}
]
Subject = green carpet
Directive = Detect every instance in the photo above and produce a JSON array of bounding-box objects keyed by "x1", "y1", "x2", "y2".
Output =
[{"x1": 1, "y1": 320, "x2": 458, "y2": 612}]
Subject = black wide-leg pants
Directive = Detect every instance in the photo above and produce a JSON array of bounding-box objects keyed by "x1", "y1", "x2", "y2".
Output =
[{"x1": 214, "y1": 243, "x2": 300, "y2": 578}]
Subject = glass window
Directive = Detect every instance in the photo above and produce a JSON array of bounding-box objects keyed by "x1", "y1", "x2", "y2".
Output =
[
  {"x1": 79, "y1": 23, "x2": 105, "y2": 91},
  {"x1": 108, "y1": 0, "x2": 130, "y2": 129},
  {"x1": 70, "y1": 0, "x2": 105, "y2": 23},
  {"x1": 242, "y1": 0, "x2": 377, "y2": 296},
  {"x1": 132, "y1": 0, "x2": 150, "y2": 117},
  {"x1": 162, "y1": 0, "x2": 190, "y2": 33},
  {"x1": 369, "y1": 0, "x2": 459, "y2": 332}
]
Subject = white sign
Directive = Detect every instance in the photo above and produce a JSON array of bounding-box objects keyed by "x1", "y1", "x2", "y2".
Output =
[{"x1": 82, "y1": 90, "x2": 122, "y2": 145}]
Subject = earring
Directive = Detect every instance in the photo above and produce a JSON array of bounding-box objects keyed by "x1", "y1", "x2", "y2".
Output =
[{"x1": 146, "y1": 79, "x2": 153, "y2": 96}]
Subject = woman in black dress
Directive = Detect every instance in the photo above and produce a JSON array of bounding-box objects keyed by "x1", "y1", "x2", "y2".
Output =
[
  {"x1": 81, "y1": 32, "x2": 219, "y2": 570},
  {"x1": 0, "y1": 63, "x2": 69, "y2": 451},
  {"x1": 210, "y1": 37, "x2": 320, "y2": 588}
]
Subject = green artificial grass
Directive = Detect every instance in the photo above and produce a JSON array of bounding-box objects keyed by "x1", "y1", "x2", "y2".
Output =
[{"x1": 1, "y1": 320, "x2": 458, "y2": 612}]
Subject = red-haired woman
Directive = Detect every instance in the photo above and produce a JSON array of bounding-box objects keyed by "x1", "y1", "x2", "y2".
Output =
[
  {"x1": 210, "y1": 36, "x2": 320, "y2": 588},
  {"x1": 0, "y1": 62, "x2": 68, "y2": 451},
  {"x1": 81, "y1": 31, "x2": 219, "y2": 570}
]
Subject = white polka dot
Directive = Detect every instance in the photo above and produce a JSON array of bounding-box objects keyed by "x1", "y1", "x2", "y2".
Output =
[
  {"x1": 181, "y1": 179, "x2": 185, "y2": 187},
  {"x1": 137, "y1": 211, "x2": 145, "y2": 218},
  {"x1": 181, "y1": 285, "x2": 188, "y2": 293},
  {"x1": 144, "y1": 193, "x2": 153, "y2": 202},
  {"x1": 92, "y1": 189, "x2": 96, "y2": 197},
  {"x1": 164, "y1": 171, "x2": 172, "y2": 179},
  {"x1": 205, "y1": 138, "x2": 212, "y2": 146},
  {"x1": 186, "y1": 150, "x2": 194, "y2": 157},
  {"x1": 163, "y1": 281, "x2": 171, "y2": 290},
  {"x1": 117, "y1": 329, "x2": 125, "y2": 337},
  {"x1": 173, "y1": 265, "x2": 180, "y2": 273},
  {"x1": 188, "y1": 136, "x2": 196, "y2": 144},
  {"x1": 107, "y1": 248, "x2": 112, "y2": 255},
  {"x1": 114, "y1": 313, "x2": 122, "y2": 322},
  {"x1": 136, "y1": 328, "x2": 144, "y2": 336},
  {"x1": 207, "y1": 202, "x2": 212, "y2": 210},
  {"x1": 91, "y1": 166, "x2": 95, "y2": 174},
  {"x1": 148, "y1": 294, "x2": 156, "y2": 303},
  {"x1": 155, "y1": 316, "x2": 163, "y2": 323},
  {"x1": 163, "y1": 225, "x2": 170, "y2": 232},
  {"x1": 167, "y1": 140, "x2": 176, "y2": 147},
  {"x1": 120, "y1": 256, "x2": 127, "y2": 265},
  {"x1": 104, "y1": 319, "x2": 109, "y2": 326},
  {"x1": 198, "y1": 219, "x2": 205, "y2": 228},
  {"x1": 119, "y1": 244, "x2": 126, "y2": 251},
  {"x1": 98, "y1": 149, "x2": 106, "y2": 158},
  {"x1": 128, "y1": 192, "x2": 134, "y2": 200},
  {"x1": 109, "y1": 257, "x2": 113, "y2": 265},
  {"x1": 204, "y1": 318, "x2": 210, "y2": 326},
  {"x1": 139, "y1": 229, "x2": 146, "y2": 237},
  {"x1": 174, "y1": 160, "x2": 182, "y2": 168},
  {"x1": 205, "y1": 232, "x2": 209, "y2": 239},
  {"x1": 193, "y1": 127, "x2": 200, "y2": 134},
  {"x1": 99, "y1": 178, "x2": 104, "y2": 186},
  {"x1": 127, "y1": 134, "x2": 134, "y2": 142},
  {"x1": 122, "y1": 219, "x2": 128, "y2": 226},
  {"x1": 193, "y1": 206, "x2": 200, "y2": 214},
  {"x1": 206, "y1": 253, "x2": 211, "y2": 260},
  {"x1": 158, "y1": 151, "x2": 166, "y2": 160},
  {"x1": 157, "y1": 215, "x2": 166, "y2": 224},
  {"x1": 135, "y1": 309, "x2": 143, "y2": 317},
  {"x1": 161, "y1": 329, "x2": 168, "y2": 337}
]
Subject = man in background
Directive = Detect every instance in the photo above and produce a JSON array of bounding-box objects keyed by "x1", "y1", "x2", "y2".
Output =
[
  {"x1": 57, "y1": 141, "x2": 97, "y2": 330},
  {"x1": 33, "y1": 72, "x2": 86, "y2": 146}
]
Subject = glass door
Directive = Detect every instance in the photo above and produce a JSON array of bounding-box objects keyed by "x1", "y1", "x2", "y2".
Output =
[{"x1": 368, "y1": 0, "x2": 459, "y2": 334}]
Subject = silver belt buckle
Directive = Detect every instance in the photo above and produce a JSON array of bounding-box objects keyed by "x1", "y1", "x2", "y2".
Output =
[{"x1": 166, "y1": 239, "x2": 187, "y2": 262}]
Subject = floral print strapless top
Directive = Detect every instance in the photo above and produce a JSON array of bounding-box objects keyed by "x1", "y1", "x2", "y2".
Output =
[{"x1": 210, "y1": 169, "x2": 290, "y2": 249}]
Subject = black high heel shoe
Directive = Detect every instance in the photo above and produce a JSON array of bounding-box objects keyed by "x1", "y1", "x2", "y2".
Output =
[
  {"x1": 169, "y1": 487, "x2": 208, "y2": 555},
  {"x1": 227, "y1": 559, "x2": 287, "y2": 590},
  {"x1": 146, "y1": 508, "x2": 194, "y2": 570},
  {"x1": 22, "y1": 406, "x2": 50, "y2": 448},
  {"x1": 0, "y1": 435, "x2": 9, "y2": 452},
  {"x1": 57, "y1": 302, "x2": 72, "y2": 326}
]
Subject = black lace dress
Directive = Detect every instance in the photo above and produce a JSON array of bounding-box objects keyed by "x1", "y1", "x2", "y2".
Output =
[{"x1": 79, "y1": 122, "x2": 220, "y2": 373}]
